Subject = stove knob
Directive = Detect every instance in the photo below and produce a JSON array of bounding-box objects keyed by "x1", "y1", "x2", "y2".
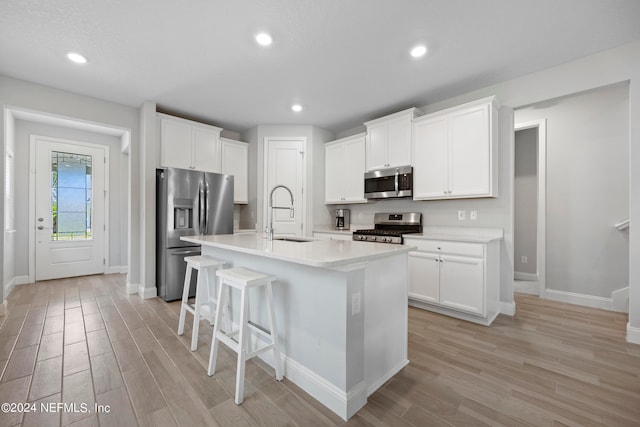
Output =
[{"x1": 371, "y1": 236, "x2": 377, "y2": 241}]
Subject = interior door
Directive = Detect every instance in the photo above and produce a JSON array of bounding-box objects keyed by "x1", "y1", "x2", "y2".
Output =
[
  {"x1": 35, "y1": 138, "x2": 107, "y2": 280},
  {"x1": 265, "y1": 138, "x2": 304, "y2": 236}
]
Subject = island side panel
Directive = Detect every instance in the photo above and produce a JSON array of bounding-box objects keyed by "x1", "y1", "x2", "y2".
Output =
[
  {"x1": 199, "y1": 245, "x2": 360, "y2": 417},
  {"x1": 363, "y1": 252, "x2": 409, "y2": 395}
]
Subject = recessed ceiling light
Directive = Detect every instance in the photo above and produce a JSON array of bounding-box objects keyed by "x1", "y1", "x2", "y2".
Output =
[
  {"x1": 410, "y1": 45, "x2": 427, "y2": 58},
  {"x1": 66, "y1": 52, "x2": 88, "y2": 64},
  {"x1": 291, "y1": 104, "x2": 303, "y2": 112},
  {"x1": 255, "y1": 33, "x2": 273, "y2": 46}
]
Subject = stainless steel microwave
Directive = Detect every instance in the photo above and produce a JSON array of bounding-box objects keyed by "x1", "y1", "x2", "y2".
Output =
[{"x1": 364, "y1": 165, "x2": 413, "y2": 199}]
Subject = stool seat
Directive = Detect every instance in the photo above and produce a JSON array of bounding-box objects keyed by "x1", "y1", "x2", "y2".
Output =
[
  {"x1": 216, "y1": 267, "x2": 276, "y2": 287},
  {"x1": 178, "y1": 256, "x2": 226, "y2": 352},
  {"x1": 208, "y1": 267, "x2": 283, "y2": 405}
]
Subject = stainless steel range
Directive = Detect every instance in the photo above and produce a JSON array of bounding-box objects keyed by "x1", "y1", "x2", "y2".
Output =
[{"x1": 352, "y1": 212, "x2": 422, "y2": 244}]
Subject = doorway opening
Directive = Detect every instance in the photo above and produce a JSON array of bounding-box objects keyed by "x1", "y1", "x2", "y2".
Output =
[{"x1": 514, "y1": 120, "x2": 546, "y2": 297}]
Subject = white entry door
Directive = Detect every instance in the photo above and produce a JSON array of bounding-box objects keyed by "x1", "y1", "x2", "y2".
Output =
[
  {"x1": 265, "y1": 138, "x2": 305, "y2": 236},
  {"x1": 34, "y1": 137, "x2": 107, "y2": 280}
]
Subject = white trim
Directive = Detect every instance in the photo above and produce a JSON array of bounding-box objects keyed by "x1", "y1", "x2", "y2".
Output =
[
  {"x1": 0, "y1": 300, "x2": 7, "y2": 316},
  {"x1": 514, "y1": 272, "x2": 538, "y2": 281},
  {"x1": 544, "y1": 289, "x2": 612, "y2": 311},
  {"x1": 125, "y1": 281, "x2": 138, "y2": 295},
  {"x1": 28, "y1": 135, "x2": 110, "y2": 282},
  {"x1": 611, "y1": 286, "x2": 629, "y2": 313},
  {"x1": 627, "y1": 323, "x2": 640, "y2": 344},
  {"x1": 514, "y1": 119, "x2": 547, "y2": 299},
  {"x1": 500, "y1": 300, "x2": 516, "y2": 316},
  {"x1": 137, "y1": 284, "x2": 157, "y2": 299},
  {"x1": 3, "y1": 275, "x2": 30, "y2": 299},
  {"x1": 366, "y1": 359, "x2": 409, "y2": 396},
  {"x1": 105, "y1": 265, "x2": 128, "y2": 274}
]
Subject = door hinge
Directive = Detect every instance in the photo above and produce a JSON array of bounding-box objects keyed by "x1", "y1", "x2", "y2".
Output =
[
  {"x1": 104, "y1": 224, "x2": 106, "y2": 231},
  {"x1": 103, "y1": 258, "x2": 105, "y2": 265},
  {"x1": 104, "y1": 156, "x2": 106, "y2": 163}
]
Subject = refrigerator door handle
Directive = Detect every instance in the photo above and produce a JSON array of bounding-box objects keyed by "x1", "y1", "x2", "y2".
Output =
[
  {"x1": 204, "y1": 181, "x2": 210, "y2": 233},
  {"x1": 171, "y1": 250, "x2": 201, "y2": 256},
  {"x1": 199, "y1": 182, "x2": 205, "y2": 234}
]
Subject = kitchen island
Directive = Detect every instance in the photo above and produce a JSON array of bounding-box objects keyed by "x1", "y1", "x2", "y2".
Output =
[{"x1": 181, "y1": 233, "x2": 414, "y2": 420}]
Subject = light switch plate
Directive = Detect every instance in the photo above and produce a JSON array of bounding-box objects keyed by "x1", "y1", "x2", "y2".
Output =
[
  {"x1": 458, "y1": 210, "x2": 466, "y2": 221},
  {"x1": 470, "y1": 210, "x2": 478, "y2": 220},
  {"x1": 352, "y1": 292, "x2": 361, "y2": 315}
]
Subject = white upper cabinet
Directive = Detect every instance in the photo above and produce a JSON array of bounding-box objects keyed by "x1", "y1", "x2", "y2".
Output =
[
  {"x1": 364, "y1": 108, "x2": 420, "y2": 171},
  {"x1": 324, "y1": 133, "x2": 367, "y2": 204},
  {"x1": 412, "y1": 97, "x2": 498, "y2": 200},
  {"x1": 159, "y1": 113, "x2": 222, "y2": 173},
  {"x1": 220, "y1": 138, "x2": 249, "y2": 204}
]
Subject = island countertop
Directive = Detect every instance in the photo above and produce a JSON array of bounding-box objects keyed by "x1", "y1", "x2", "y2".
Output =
[{"x1": 181, "y1": 233, "x2": 415, "y2": 268}]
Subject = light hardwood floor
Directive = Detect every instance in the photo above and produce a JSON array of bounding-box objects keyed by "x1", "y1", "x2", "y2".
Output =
[{"x1": 0, "y1": 274, "x2": 639, "y2": 426}]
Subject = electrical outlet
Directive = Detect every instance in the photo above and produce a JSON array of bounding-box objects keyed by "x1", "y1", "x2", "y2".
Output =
[
  {"x1": 458, "y1": 210, "x2": 466, "y2": 221},
  {"x1": 521, "y1": 256, "x2": 528, "y2": 264},
  {"x1": 470, "y1": 210, "x2": 478, "y2": 220},
  {"x1": 352, "y1": 291, "x2": 361, "y2": 315}
]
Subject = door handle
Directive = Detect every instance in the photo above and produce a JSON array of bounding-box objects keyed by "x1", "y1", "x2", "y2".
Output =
[
  {"x1": 37, "y1": 225, "x2": 49, "y2": 230},
  {"x1": 171, "y1": 250, "x2": 201, "y2": 256}
]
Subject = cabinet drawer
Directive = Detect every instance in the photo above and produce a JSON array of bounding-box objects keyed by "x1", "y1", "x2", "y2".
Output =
[{"x1": 405, "y1": 239, "x2": 484, "y2": 257}]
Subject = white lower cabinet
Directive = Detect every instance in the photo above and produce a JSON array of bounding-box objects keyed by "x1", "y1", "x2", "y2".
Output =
[{"x1": 406, "y1": 238, "x2": 500, "y2": 325}]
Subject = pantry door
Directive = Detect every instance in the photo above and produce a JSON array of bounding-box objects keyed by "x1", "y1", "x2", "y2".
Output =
[
  {"x1": 33, "y1": 136, "x2": 107, "y2": 280},
  {"x1": 264, "y1": 137, "x2": 305, "y2": 236}
]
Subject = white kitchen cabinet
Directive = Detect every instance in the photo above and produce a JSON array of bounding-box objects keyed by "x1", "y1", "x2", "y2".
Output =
[
  {"x1": 220, "y1": 137, "x2": 248, "y2": 204},
  {"x1": 364, "y1": 108, "x2": 420, "y2": 171},
  {"x1": 412, "y1": 97, "x2": 498, "y2": 200},
  {"x1": 406, "y1": 237, "x2": 500, "y2": 325},
  {"x1": 324, "y1": 133, "x2": 367, "y2": 204},
  {"x1": 159, "y1": 113, "x2": 222, "y2": 173}
]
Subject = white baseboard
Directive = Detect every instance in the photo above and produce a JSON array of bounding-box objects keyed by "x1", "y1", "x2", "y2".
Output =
[
  {"x1": 0, "y1": 300, "x2": 7, "y2": 316},
  {"x1": 258, "y1": 350, "x2": 365, "y2": 421},
  {"x1": 126, "y1": 282, "x2": 139, "y2": 295},
  {"x1": 500, "y1": 300, "x2": 516, "y2": 316},
  {"x1": 366, "y1": 359, "x2": 409, "y2": 396},
  {"x1": 627, "y1": 323, "x2": 640, "y2": 344},
  {"x1": 544, "y1": 289, "x2": 612, "y2": 311},
  {"x1": 4, "y1": 275, "x2": 30, "y2": 299},
  {"x1": 138, "y1": 285, "x2": 157, "y2": 300},
  {"x1": 611, "y1": 286, "x2": 629, "y2": 313},
  {"x1": 514, "y1": 272, "x2": 538, "y2": 281},
  {"x1": 105, "y1": 265, "x2": 128, "y2": 274}
]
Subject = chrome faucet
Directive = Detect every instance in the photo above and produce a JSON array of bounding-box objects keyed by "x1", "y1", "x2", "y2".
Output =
[{"x1": 266, "y1": 185, "x2": 295, "y2": 241}]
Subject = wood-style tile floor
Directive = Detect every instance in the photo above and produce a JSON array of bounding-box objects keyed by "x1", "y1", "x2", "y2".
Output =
[{"x1": 0, "y1": 274, "x2": 638, "y2": 426}]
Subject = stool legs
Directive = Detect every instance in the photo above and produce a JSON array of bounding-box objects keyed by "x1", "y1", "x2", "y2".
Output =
[
  {"x1": 235, "y1": 287, "x2": 249, "y2": 404},
  {"x1": 207, "y1": 279, "x2": 227, "y2": 376},
  {"x1": 177, "y1": 263, "x2": 193, "y2": 336},
  {"x1": 265, "y1": 282, "x2": 283, "y2": 381},
  {"x1": 191, "y1": 268, "x2": 206, "y2": 351}
]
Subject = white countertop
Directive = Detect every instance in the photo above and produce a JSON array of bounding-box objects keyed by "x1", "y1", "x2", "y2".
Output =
[
  {"x1": 404, "y1": 226, "x2": 504, "y2": 243},
  {"x1": 181, "y1": 233, "x2": 414, "y2": 268}
]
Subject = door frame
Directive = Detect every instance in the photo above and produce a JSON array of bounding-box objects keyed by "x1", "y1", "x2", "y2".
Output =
[
  {"x1": 28, "y1": 134, "x2": 110, "y2": 283},
  {"x1": 514, "y1": 119, "x2": 547, "y2": 298},
  {"x1": 262, "y1": 136, "x2": 307, "y2": 236}
]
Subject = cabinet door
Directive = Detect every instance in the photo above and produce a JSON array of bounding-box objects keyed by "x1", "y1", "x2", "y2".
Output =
[
  {"x1": 366, "y1": 122, "x2": 388, "y2": 170},
  {"x1": 449, "y1": 104, "x2": 491, "y2": 197},
  {"x1": 408, "y1": 252, "x2": 440, "y2": 303},
  {"x1": 439, "y1": 254, "x2": 484, "y2": 315},
  {"x1": 343, "y1": 136, "x2": 366, "y2": 202},
  {"x1": 160, "y1": 118, "x2": 192, "y2": 170},
  {"x1": 412, "y1": 115, "x2": 449, "y2": 199},
  {"x1": 192, "y1": 127, "x2": 220, "y2": 173},
  {"x1": 386, "y1": 114, "x2": 412, "y2": 167},
  {"x1": 221, "y1": 140, "x2": 248, "y2": 204},
  {"x1": 324, "y1": 142, "x2": 346, "y2": 203}
]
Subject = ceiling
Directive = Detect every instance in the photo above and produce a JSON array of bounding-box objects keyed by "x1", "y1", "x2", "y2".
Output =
[{"x1": 2, "y1": 1, "x2": 640, "y2": 134}]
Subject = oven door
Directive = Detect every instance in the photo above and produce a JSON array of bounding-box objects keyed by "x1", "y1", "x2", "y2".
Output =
[{"x1": 364, "y1": 166, "x2": 413, "y2": 199}]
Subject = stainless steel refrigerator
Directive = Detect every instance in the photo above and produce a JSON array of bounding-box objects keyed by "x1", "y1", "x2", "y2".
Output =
[{"x1": 156, "y1": 167, "x2": 234, "y2": 301}]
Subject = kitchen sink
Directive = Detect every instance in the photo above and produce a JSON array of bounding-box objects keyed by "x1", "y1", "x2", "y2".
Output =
[{"x1": 273, "y1": 237, "x2": 314, "y2": 243}]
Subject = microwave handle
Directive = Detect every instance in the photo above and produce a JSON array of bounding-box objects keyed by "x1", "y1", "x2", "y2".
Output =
[{"x1": 394, "y1": 170, "x2": 399, "y2": 195}]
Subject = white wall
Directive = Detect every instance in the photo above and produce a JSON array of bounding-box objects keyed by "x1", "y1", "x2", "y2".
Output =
[
  {"x1": 516, "y1": 84, "x2": 629, "y2": 298},
  {"x1": 0, "y1": 75, "x2": 139, "y2": 306},
  {"x1": 242, "y1": 124, "x2": 334, "y2": 236},
  {"x1": 13, "y1": 120, "x2": 129, "y2": 276},
  {"x1": 514, "y1": 127, "x2": 538, "y2": 276}
]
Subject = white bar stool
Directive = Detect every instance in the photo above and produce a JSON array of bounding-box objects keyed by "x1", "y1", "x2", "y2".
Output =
[
  {"x1": 208, "y1": 267, "x2": 283, "y2": 405},
  {"x1": 177, "y1": 255, "x2": 226, "y2": 351}
]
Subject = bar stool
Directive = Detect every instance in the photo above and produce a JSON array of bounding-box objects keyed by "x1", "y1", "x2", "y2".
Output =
[
  {"x1": 208, "y1": 267, "x2": 283, "y2": 405},
  {"x1": 177, "y1": 255, "x2": 226, "y2": 351}
]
